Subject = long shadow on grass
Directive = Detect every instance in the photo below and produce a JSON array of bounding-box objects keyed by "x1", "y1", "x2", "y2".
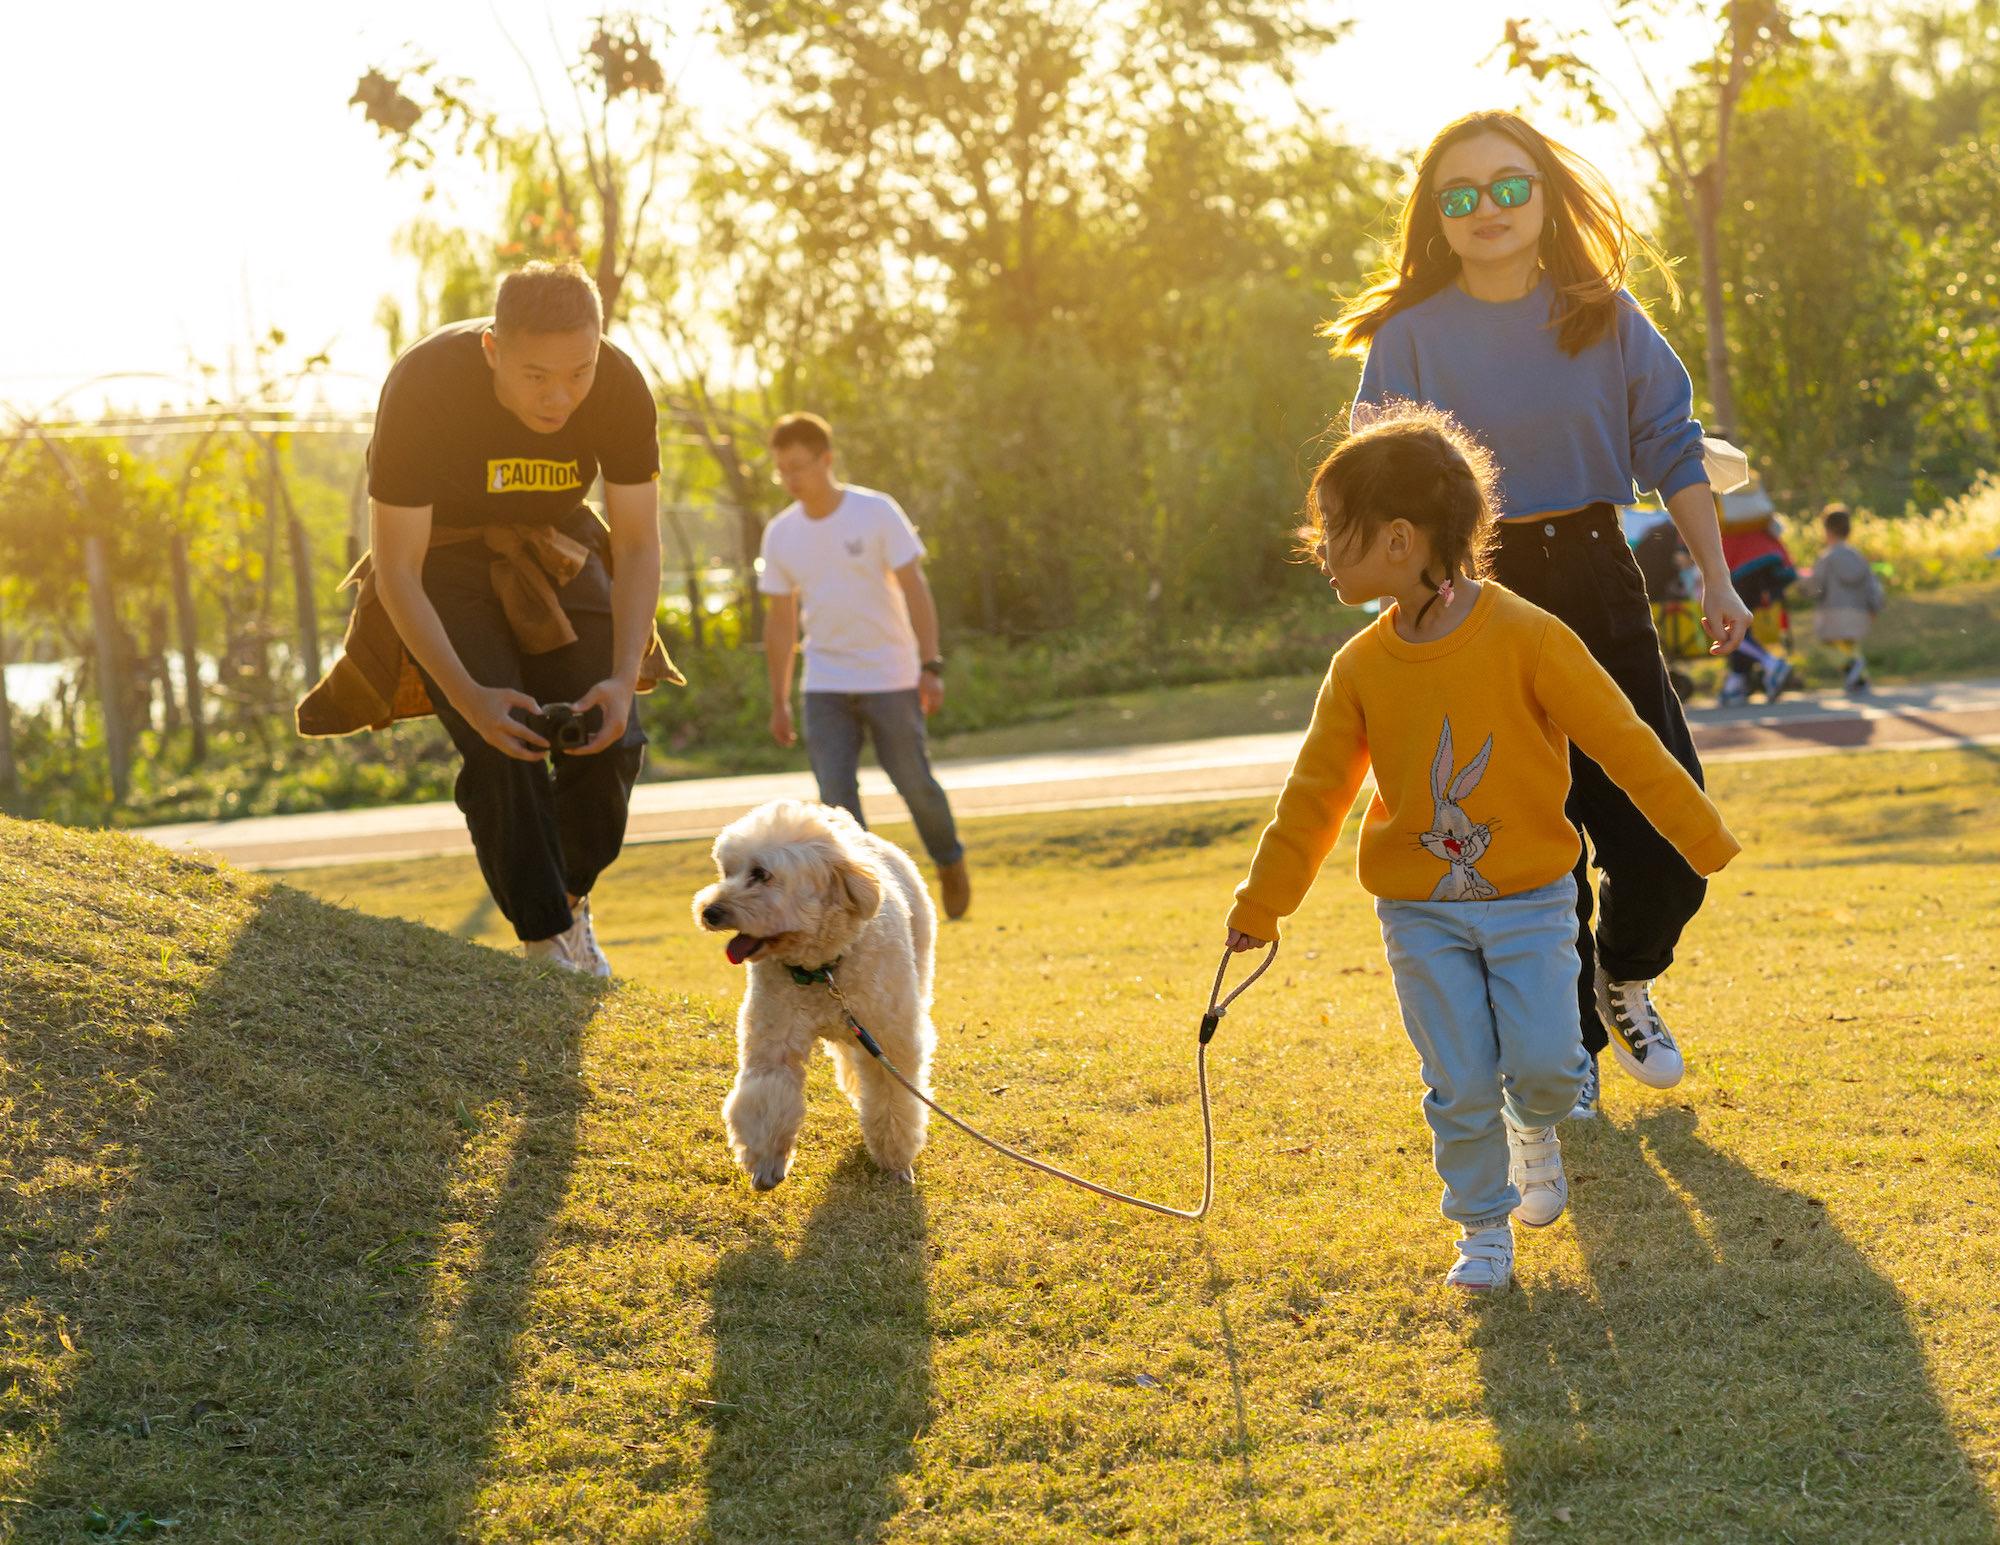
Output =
[
  {"x1": 703, "y1": 1152, "x2": 931, "y2": 1543},
  {"x1": 6, "y1": 882, "x2": 590, "y2": 1542},
  {"x1": 1472, "y1": 1106, "x2": 1995, "y2": 1543}
]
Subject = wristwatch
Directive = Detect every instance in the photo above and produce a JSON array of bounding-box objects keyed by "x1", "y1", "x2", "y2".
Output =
[{"x1": 920, "y1": 658, "x2": 946, "y2": 676}]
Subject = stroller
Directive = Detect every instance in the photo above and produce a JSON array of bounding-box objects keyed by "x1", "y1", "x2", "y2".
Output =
[{"x1": 1716, "y1": 481, "x2": 1799, "y2": 705}]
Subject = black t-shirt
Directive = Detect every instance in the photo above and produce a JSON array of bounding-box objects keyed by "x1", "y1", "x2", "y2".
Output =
[{"x1": 366, "y1": 318, "x2": 660, "y2": 528}]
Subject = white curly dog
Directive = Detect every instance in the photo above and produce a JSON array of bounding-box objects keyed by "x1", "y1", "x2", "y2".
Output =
[{"x1": 694, "y1": 799, "x2": 935, "y2": 1190}]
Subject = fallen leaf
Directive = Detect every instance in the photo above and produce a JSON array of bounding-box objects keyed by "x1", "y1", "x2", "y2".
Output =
[{"x1": 1554, "y1": 1506, "x2": 1574, "y2": 1524}]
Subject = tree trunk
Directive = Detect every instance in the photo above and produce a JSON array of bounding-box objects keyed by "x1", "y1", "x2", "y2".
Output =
[
  {"x1": 735, "y1": 501, "x2": 765, "y2": 644},
  {"x1": 273, "y1": 450, "x2": 323, "y2": 685},
  {"x1": 83, "y1": 535, "x2": 131, "y2": 805},
  {"x1": 171, "y1": 528, "x2": 207, "y2": 764},
  {"x1": 0, "y1": 600, "x2": 17, "y2": 801},
  {"x1": 1693, "y1": 172, "x2": 1739, "y2": 438},
  {"x1": 1697, "y1": 20, "x2": 1749, "y2": 439},
  {"x1": 668, "y1": 395, "x2": 767, "y2": 643},
  {"x1": 597, "y1": 177, "x2": 623, "y2": 323},
  {"x1": 150, "y1": 604, "x2": 179, "y2": 735},
  {"x1": 660, "y1": 499, "x2": 706, "y2": 649}
]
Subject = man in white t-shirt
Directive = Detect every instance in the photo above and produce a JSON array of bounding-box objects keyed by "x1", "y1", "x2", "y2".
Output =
[{"x1": 759, "y1": 412, "x2": 970, "y2": 918}]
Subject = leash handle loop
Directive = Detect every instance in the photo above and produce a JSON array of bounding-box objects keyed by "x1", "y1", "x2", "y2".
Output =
[{"x1": 1205, "y1": 939, "x2": 1280, "y2": 1030}]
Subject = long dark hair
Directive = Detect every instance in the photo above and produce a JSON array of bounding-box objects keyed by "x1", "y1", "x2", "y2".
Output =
[
  {"x1": 1301, "y1": 400, "x2": 1499, "y2": 629},
  {"x1": 1323, "y1": 109, "x2": 1676, "y2": 358}
]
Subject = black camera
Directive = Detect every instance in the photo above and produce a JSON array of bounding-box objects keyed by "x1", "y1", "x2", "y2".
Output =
[{"x1": 517, "y1": 702, "x2": 603, "y2": 752}]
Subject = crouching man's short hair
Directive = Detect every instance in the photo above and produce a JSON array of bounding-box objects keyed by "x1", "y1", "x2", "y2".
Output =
[{"x1": 494, "y1": 260, "x2": 604, "y2": 336}]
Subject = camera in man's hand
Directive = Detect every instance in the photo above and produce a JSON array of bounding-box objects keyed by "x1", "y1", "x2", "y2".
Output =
[{"x1": 515, "y1": 702, "x2": 604, "y2": 752}]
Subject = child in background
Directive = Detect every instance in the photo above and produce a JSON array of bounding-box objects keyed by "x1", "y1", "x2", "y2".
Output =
[
  {"x1": 1799, "y1": 504, "x2": 1886, "y2": 693},
  {"x1": 1223, "y1": 403, "x2": 1738, "y2": 1293}
]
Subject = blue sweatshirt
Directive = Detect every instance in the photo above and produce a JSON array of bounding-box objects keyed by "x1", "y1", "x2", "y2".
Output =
[{"x1": 1354, "y1": 277, "x2": 1709, "y2": 520}]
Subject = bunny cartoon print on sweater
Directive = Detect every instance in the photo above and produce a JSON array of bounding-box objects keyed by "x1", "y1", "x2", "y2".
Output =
[{"x1": 1420, "y1": 716, "x2": 1499, "y2": 902}]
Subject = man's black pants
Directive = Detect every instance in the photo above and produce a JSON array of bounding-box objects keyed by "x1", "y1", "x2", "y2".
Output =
[
  {"x1": 415, "y1": 542, "x2": 646, "y2": 944},
  {"x1": 1491, "y1": 505, "x2": 1708, "y2": 1057}
]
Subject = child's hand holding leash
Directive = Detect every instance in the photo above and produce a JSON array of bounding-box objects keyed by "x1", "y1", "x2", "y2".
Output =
[{"x1": 1224, "y1": 928, "x2": 1269, "y2": 953}]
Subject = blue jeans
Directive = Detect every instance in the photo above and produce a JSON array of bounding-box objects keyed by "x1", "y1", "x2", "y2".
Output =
[
  {"x1": 1375, "y1": 877, "x2": 1588, "y2": 1231},
  {"x1": 803, "y1": 689, "x2": 964, "y2": 867}
]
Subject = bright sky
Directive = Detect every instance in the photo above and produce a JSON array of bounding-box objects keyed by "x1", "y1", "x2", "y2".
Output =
[{"x1": 0, "y1": 1, "x2": 1706, "y2": 417}]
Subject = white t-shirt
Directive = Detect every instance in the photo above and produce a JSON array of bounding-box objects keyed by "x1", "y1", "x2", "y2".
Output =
[{"x1": 758, "y1": 485, "x2": 927, "y2": 693}]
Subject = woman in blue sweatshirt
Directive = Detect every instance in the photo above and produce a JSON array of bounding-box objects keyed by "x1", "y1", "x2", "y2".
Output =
[{"x1": 1329, "y1": 109, "x2": 1752, "y2": 1116}]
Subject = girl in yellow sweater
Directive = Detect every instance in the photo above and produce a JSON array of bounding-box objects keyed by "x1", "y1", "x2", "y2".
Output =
[{"x1": 1225, "y1": 403, "x2": 1737, "y2": 1292}]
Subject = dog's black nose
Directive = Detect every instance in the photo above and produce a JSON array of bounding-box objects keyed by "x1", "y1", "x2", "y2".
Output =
[{"x1": 702, "y1": 904, "x2": 726, "y2": 927}]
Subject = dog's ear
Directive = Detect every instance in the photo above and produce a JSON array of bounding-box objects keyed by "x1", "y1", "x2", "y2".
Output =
[{"x1": 830, "y1": 851, "x2": 884, "y2": 921}]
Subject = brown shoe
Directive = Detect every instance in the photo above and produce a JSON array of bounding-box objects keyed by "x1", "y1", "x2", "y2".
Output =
[{"x1": 937, "y1": 859, "x2": 972, "y2": 920}]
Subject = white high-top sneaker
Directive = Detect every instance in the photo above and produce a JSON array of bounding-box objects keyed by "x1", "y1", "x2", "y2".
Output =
[
  {"x1": 559, "y1": 896, "x2": 612, "y2": 979},
  {"x1": 1505, "y1": 1112, "x2": 1569, "y2": 1228},
  {"x1": 522, "y1": 933, "x2": 582, "y2": 971},
  {"x1": 1446, "y1": 1224, "x2": 1514, "y2": 1293}
]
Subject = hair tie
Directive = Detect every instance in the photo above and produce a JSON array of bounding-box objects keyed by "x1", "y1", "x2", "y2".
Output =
[{"x1": 1436, "y1": 575, "x2": 1457, "y2": 607}]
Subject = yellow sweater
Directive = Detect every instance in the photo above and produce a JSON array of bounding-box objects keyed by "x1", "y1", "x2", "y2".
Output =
[{"x1": 1228, "y1": 583, "x2": 1738, "y2": 940}]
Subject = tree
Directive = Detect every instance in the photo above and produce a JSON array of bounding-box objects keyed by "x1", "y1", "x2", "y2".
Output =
[
  {"x1": 1499, "y1": 1, "x2": 1839, "y2": 434},
  {"x1": 1895, "y1": 137, "x2": 2000, "y2": 505},
  {"x1": 705, "y1": 0, "x2": 1369, "y2": 632},
  {"x1": 0, "y1": 434, "x2": 178, "y2": 802},
  {"x1": 351, "y1": 15, "x2": 686, "y2": 325},
  {"x1": 1647, "y1": 53, "x2": 1898, "y2": 505}
]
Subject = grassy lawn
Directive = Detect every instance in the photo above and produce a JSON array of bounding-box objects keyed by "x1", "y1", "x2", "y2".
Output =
[{"x1": 5, "y1": 747, "x2": 1999, "y2": 1541}]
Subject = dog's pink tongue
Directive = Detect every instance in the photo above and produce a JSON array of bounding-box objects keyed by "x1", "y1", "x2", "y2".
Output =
[{"x1": 725, "y1": 934, "x2": 761, "y2": 965}]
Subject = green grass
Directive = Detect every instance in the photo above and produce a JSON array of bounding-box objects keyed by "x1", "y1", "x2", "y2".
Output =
[{"x1": 6, "y1": 749, "x2": 2000, "y2": 1540}]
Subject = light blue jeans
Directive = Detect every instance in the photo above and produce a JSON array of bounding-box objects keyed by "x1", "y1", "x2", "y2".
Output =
[
  {"x1": 1375, "y1": 877, "x2": 1589, "y2": 1231},
  {"x1": 803, "y1": 689, "x2": 964, "y2": 867}
]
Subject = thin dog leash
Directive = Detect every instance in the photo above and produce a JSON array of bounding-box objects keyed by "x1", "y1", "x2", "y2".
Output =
[{"x1": 805, "y1": 941, "x2": 1279, "y2": 1221}]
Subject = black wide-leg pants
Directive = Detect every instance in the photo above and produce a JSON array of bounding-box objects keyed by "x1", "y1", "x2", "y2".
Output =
[{"x1": 1491, "y1": 505, "x2": 1708, "y2": 1057}]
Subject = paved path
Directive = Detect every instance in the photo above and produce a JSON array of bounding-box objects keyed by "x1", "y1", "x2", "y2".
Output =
[{"x1": 137, "y1": 676, "x2": 2000, "y2": 871}]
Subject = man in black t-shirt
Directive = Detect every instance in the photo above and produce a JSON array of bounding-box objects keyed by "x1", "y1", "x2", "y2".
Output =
[{"x1": 351, "y1": 260, "x2": 666, "y2": 976}]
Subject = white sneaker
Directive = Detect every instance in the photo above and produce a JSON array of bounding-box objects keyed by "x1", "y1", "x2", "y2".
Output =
[
  {"x1": 1595, "y1": 966, "x2": 1685, "y2": 1089},
  {"x1": 522, "y1": 934, "x2": 584, "y2": 972},
  {"x1": 1446, "y1": 1225, "x2": 1514, "y2": 1293},
  {"x1": 1504, "y1": 1113, "x2": 1569, "y2": 1227},
  {"x1": 1763, "y1": 655, "x2": 1795, "y2": 702},
  {"x1": 1566, "y1": 1055, "x2": 1601, "y2": 1121},
  {"x1": 562, "y1": 896, "x2": 612, "y2": 979}
]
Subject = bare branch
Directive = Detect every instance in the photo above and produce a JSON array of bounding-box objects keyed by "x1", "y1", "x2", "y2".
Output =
[{"x1": 491, "y1": 3, "x2": 581, "y2": 229}]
